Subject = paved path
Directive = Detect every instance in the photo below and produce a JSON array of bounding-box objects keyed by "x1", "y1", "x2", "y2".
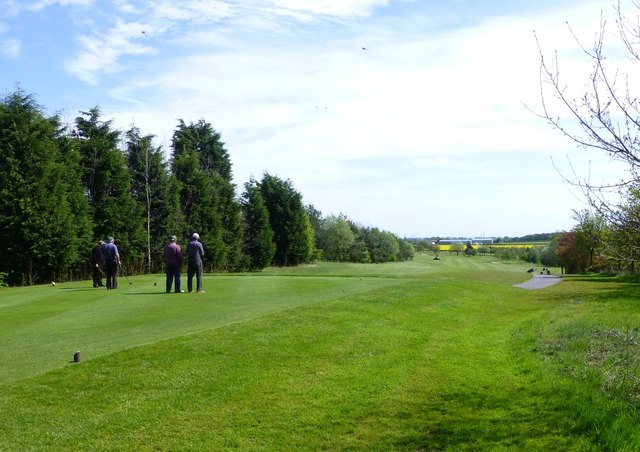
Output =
[{"x1": 514, "y1": 274, "x2": 562, "y2": 290}]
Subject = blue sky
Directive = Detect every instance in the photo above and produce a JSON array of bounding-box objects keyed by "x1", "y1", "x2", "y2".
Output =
[{"x1": 0, "y1": 0, "x2": 625, "y2": 238}]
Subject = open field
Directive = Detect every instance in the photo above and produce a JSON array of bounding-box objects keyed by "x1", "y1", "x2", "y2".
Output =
[{"x1": 1, "y1": 255, "x2": 639, "y2": 450}]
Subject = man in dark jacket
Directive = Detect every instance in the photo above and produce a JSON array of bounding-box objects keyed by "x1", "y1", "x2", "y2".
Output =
[
  {"x1": 164, "y1": 235, "x2": 183, "y2": 293},
  {"x1": 91, "y1": 240, "x2": 105, "y2": 287}
]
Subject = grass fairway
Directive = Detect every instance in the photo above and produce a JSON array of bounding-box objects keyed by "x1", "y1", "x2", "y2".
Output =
[{"x1": 1, "y1": 255, "x2": 639, "y2": 450}]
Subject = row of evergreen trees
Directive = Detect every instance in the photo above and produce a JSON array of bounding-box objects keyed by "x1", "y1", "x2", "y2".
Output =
[{"x1": 0, "y1": 90, "x2": 412, "y2": 285}]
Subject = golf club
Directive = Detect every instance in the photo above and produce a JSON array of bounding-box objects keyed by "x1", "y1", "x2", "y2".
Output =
[{"x1": 119, "y1": 264, "x2": 133, "y2": 285}]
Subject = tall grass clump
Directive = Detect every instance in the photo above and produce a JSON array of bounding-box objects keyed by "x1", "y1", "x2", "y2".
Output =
[{"x1": 523, "y1": 274, "x2": 640, "y2": 450}]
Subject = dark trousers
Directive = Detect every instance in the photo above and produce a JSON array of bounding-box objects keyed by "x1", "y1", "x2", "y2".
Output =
[
  {"x1": 165, "y1": 263, "x2": 181, "y2": 293},
  {"x1": 187, "y1": 259, "x2": 203, "y2": 292},
  {"x1": 105, "y1": 260, "x2": 118, "y2": 289},
  {"x1": 92, "y1": 265, "x2": 103, "y2": 287}
]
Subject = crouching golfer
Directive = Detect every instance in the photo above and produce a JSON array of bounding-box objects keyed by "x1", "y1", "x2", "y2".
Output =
[
  {"x1": 164, "y1": 235, "x2": 182, "y2": 293},
  {"x1": 186, "y1": 233, "x2": 205, "y2": 293},
  {"x1": 102, "y1": 237, "x2": 120, "y2": 289}
]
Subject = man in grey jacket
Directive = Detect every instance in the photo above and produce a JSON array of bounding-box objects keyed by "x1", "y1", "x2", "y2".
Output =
[
  {"x1": 102, "y1": 237, "x2": 120, "y2": 289},
  {"x1": 186, "y1": 233, "x2": 205, "y2": 293}
]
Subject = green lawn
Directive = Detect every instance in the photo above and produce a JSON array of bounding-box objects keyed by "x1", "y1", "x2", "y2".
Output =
[{"x1": 1, "y1": 255, "x2": 639, "y2": 450}]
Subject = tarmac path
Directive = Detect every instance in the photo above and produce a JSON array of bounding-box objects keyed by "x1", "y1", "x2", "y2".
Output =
[{"x1": 513, "y1": 274, "x2": 562, "y2": 290}]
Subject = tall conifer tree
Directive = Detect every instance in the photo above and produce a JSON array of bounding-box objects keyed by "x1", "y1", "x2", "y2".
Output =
[
  {"x1": 125, "y1": 126, "x2": 182, "y2": 272},
  {"x1": 0, "y1": 91, "x2": 92, "y2": 284},
  {"x1": 258, "y1": 173, "x2": 314, "y2": 266},
  {"x1": 72, "y1": 108, "x2": 146, "y2": 269},
  {"x1": 242, "y1": 179, "x2": 275, "y2": 270},
  {"x1": 172, "y1": 120, "x2": 243, "y2": 270}
]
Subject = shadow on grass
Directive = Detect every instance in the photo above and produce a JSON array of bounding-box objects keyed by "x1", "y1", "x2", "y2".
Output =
[
  {"x1": 542, "y1": 274, "x2": 640, "y2": 306},
  {"x1": 588, "y1": 284, "x2": 640, "y2": 304},
  {"x1": 389, "y1": 388, "x2": 581, "y2": 450}
]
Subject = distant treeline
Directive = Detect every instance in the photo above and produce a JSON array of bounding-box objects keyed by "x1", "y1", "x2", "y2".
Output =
[
  {"x1": 497, "y1": 233, "x2": 558, "y2": 243},
  {"x1": 408, "y1": 232, "x2": 559, "y2": 246},
  {"x1": 0, "y1": 90, "x2": 413, "y2": 286}
]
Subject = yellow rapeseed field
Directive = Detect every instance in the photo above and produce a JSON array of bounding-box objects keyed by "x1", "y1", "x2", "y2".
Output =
[{"x1": 436, "y1": 243, "x2": 547, "y2": 251}]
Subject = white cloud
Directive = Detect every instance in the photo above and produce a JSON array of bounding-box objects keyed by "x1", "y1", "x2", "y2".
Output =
[
  {"x1": 103, "y1": 2, "x2": 603, "y2": 172},
  {"x1": 25, "y1": 0, "x2": 92, "y2": 12},
  {"x1": 0, "y1": 1, "x2": 21, "y2": 18},
  {"x1": 0, "y1": 38, "x2": 21, "y2": 57},
  {"x1": 0, "y1": 1, "x2": 19, "y2": 17},
  {"x1": 113, "y1": 0, "x2": 139, "y2": 14},
  {"x1": 147, "y1": 0, "x2": 237, "y2": 24},
  {"x1": 65, "y1": 18, "x2": 157, "y2": 85},
  {"x1": 63, "y1": 0, "x2": 241, "y2": 84},
  {"x1": 270, "y1": 0, "x2": 389, "y2": 19}
]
